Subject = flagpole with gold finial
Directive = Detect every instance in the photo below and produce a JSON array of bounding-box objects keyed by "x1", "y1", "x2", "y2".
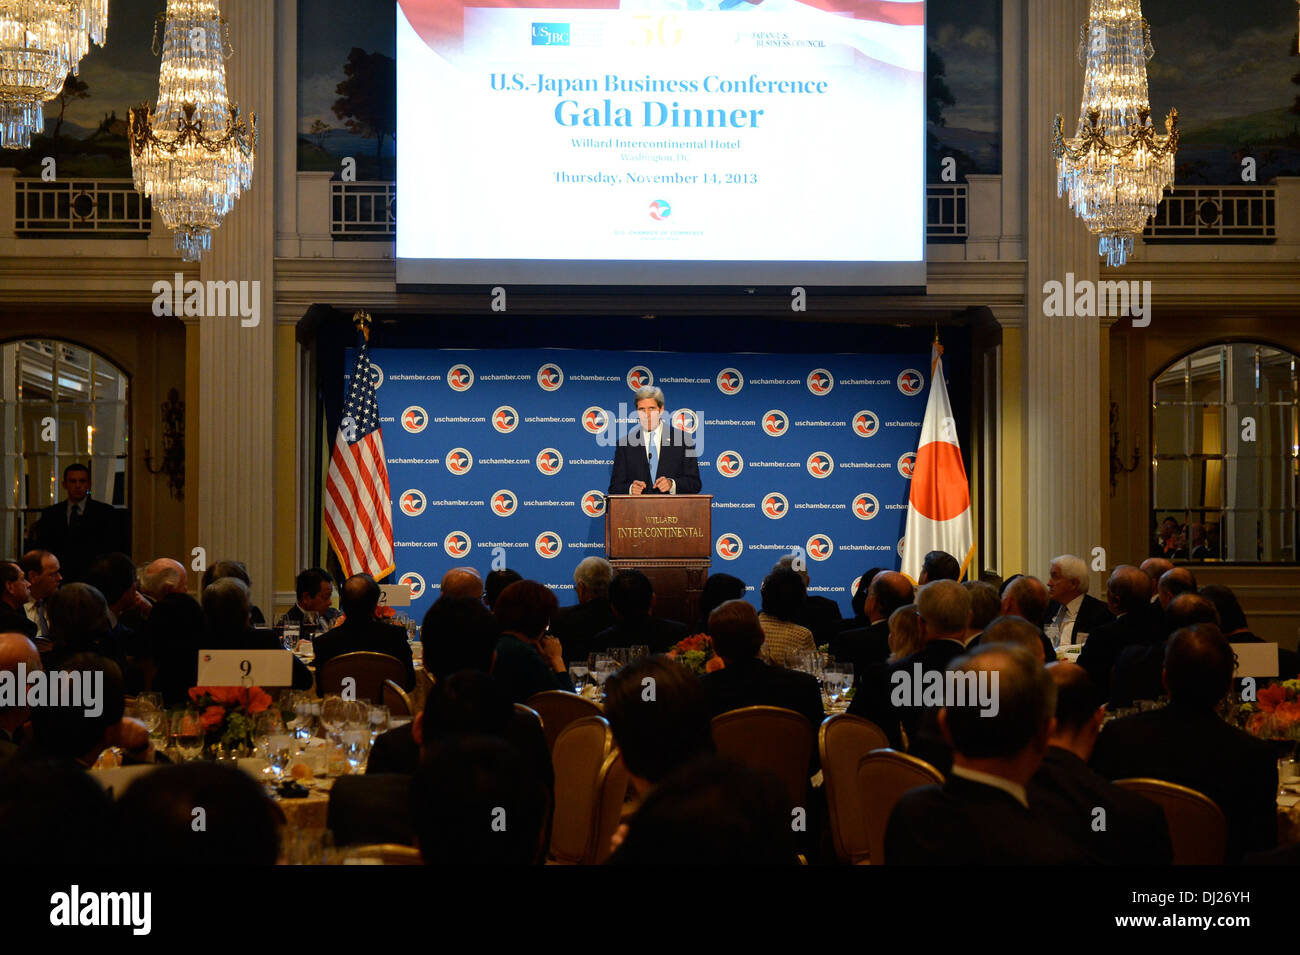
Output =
[{"x1": 353, "y1": 310, "x2": 372, "y2": 342}]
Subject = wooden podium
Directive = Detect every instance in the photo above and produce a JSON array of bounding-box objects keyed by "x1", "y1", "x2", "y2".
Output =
[{"x1": 604, "y1": 494, "x2": 712, "y2": 628}]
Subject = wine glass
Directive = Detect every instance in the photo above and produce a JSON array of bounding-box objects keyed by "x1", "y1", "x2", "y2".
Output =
[
  {"x1": 592, "y1": 657, "x2": 617, "y2": 698},
  {"x1": 822, "y1": 667, "x2": 843, "y2": 705},
  {"x1": 1044, "y1": 623, "x2": 1061, "y2": 649},
  {"x1": 281, "y1": 621, "x2": 301, "y2": 652},
  {"x1": 170, "y1": 708, "x2": 205, "y2": 762},
  {"x1": 340, "y1": 722, "x2": 370, "y2": 774},
  {"x1": 568, "y1": 664, "x2": 590, "y2": 694},
  {"x1": 320, "y1": 696, "x2": 348, "y2": 738},
  {"x1": 368, "y1": 704, "x2": 390, "y2": 743}
]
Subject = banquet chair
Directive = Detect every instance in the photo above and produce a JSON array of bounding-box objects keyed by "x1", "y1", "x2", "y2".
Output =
[
  {"x1": 514, "y1": 702, "x2": 543, "y2": 734},
  {"x1": 1114, "y1": 778, "x2": 1227, "y2": 865},
  {"x1": 549, "y1": 715, "x2": 624, "y2": 865},
  {"x1": 340, "y1": 843, "x2": 424, "y2": 866},
  {"x1": 710, "y1": 706, "x2": 814, "y2": 810},
  {"x1": 526, "y1": 690, "x2": 603, "y2": 751},
  {"x1": 818, "y1": 714, "x2": 890, "y2": 864},
  {"x1": 412, "y1": 668, "x2": 435, "y2": 713},
  {"x1": 382, "y1": 679, "x2": 413, "y2": 717},
  {"x1": 318, "y1": 651, "x2": 408, "y2": 705},
  {"x1": 857, "y1": 749, "x2": 944, "y2": 866}
]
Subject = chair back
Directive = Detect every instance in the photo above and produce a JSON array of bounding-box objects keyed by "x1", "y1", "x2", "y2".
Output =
[
  {"x1": 340, "y1": 843, "x2": 423, "y2": 865},
  {"x1": 1114, "y1": 778, "x2": 1226, "y2": 865},
  {"x1": 856, "y1": 749, "x2": 944, "y2": 865},
  {"x1": 526, "y1": 690, "x2": 604, "y2": 751},
  {"x1": 514, "y1": 702, "x2": 543, "y2": 735},
  {"x1": 819, "y1": 714, "x2": 890, "y2": 863},
  {"x1": 318, "y1": 651, "x2": 407, "y2": 704},
  {"x1": 549, "y1": 715, "x2": 614, "y2": 864},
  {"x1": 382, "y1": 679, "x2": 413, "y2": 717},
  {"x1": 711, "y1": 706, "x2": 814, "y2": 810},
  {"x1": 593, "y1": 750, "x2": 631, "y2": 865}
]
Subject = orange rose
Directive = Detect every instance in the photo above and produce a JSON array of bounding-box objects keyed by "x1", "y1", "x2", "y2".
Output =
[
  {"x1": 1257, "y1": 684, "x2": 1288, "y2": 713},
  {"x1": 1275, "y1": 700, "x2": 1300, "y2": 728},
  {"x1": 246, "y1": 686, "x2": 272, "y2": 714},
  {"x1": 200, "y1": 705, "x2": 226, "y2": 730},
  {"x1": 705, "y1": 656, "x2": 726, "y2": 673}
]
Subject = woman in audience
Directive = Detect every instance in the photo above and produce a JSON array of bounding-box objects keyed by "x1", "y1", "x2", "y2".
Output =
[
  {"x1": 886, "y1": 603, "x2": 923, "y2": 661},
  {"x1": 490, "y1": 580, "x2": 571, "y2": 702},
  {"x1": 757, "y1": 568, "x2": 815, "y2": 666}
]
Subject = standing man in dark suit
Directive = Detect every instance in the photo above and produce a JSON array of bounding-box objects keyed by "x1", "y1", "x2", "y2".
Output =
[
  {"x1": 1044, "y1": 554, "x2": 1113, "y2": 648},
  {"x1": 313, "y1": 573, "x2": 415, "y2": 691},
  {"x1": 607, "y1": 386, "x2": 701, "y2": 495},
  {"x1": 26, "y1": 463, "x2": 126, "y2": 584}
]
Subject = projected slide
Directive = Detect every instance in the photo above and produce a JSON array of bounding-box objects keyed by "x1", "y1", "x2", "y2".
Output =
[{"x1": 396, "y1": 0, "x2": 925, "y2": 285}]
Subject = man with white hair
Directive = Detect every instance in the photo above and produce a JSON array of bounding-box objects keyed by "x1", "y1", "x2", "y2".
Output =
[
  {"x1": 551, "y1": 556, "x2": 617, "y2": 664},
  {"x1": 1044, "y1": 555, "x2": 1112, "y2": 647},
  {"x1": 607, "y1": 385, "x2": 701, "y2": 495}
]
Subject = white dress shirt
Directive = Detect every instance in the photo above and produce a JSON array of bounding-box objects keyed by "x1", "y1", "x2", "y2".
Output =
[
  {"x1": 951, "y1": 765, "x2": 1029, "y2": 808},
  {"x1": 1052, "y1": 593, "x2": 1086, "y2": 646},
  {"x1": 645, "y1": 423, "x2": 675, "y2": 493}
]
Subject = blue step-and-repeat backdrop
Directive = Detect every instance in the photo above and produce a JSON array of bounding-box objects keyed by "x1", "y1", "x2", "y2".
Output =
[{"x1": 350, "y1": 348, "x2": 930, "y2": 619}]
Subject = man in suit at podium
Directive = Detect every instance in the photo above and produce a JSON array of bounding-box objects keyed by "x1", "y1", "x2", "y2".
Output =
[{"x1": 608, "y1": 386, "x2": 701, "y2": 495}]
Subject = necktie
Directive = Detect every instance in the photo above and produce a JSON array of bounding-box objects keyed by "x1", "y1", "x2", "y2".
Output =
[
  {"x1": 647, "y1": 430, "x2": 659, "y2": 482},
  {"x1": 1054, "y1": 605, "x2": 1071, "y2": 645},
  {"x1": 69, "y1": 502, "x2": 82, "y2": 530}
]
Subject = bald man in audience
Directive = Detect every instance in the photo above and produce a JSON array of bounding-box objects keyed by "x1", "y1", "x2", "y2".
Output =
[
  {"x1": 831, "y1": 570, "x2": 913, "y2": 672},
  {"x1": 1076, "y1": 565, "x2": 1152, "y2": 699},
  {"x1": 1000, "y1": 575, "x2": 1050, "y2": 629},
  {"x1": 0, "y1": 633, "x2": 41, "y2": 767},
  {"x1": 140, "y1": 558, "x2": 188, "y2": 601},
  {"x1": 440, "y1": 567, "x2": 484, "y2": 601}
]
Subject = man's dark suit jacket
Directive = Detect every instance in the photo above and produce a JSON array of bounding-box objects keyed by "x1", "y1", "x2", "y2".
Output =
[
  {"x1": 312, "y1": 618, "x2": 415, "y2": 692},
  {"x1": 607, "y1": 425, "x2": 701, "y2": 495},
  {"x1": 592, "y1": 615, "x2": 688, "y2": 656},
  {"x1": 0, "y1": 602, "x2": 36, "y2": 639},
  {"x1": 829, "y1": 619, "x2": 891, "y2": 675},
  {"x1": 1108, "y1": 641, "x2": 1168, "y2": 708},
  {"x1": 26, "y1": 497, "x2": 127, "y2": 583},
  {"x1": 884, "y1": 774, "x2": 1095, "y2": 865},
  {"x1": 327, "y1": 773, "x2": 416, "y2": 846},
  {"x1": 1044, "y1": 593, "x2": 1115, "y2": 642},
  {"x1": 1028, "y1": 745, "x2": 1173, "y2": 865},
  {"x1": 847, "y1": 638, "x2": 968, "y2": 759},
  {"x1": 796, "y1": 594, "x2": 843, "y2": 648},
  {"x1": 700, "y1": 657, "x2": 825, "y2": 769},
  {"x1": 365, "y1": 712, "x2": 553, "y2": 793},
  {"x1": 282, "y1": 604, "x2": 341, "y2": 631},
  {"x1": 1077, "y1": 611, "x2": 1153, "y2": 700},
  {"x1": 551, "y1": 597, "x2": 617, "y2": 665},
  {"x1": 1090, "y1": 702, "x2": 1278, "y2": 863}
]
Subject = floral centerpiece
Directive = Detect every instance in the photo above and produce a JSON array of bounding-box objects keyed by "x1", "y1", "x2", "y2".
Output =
[
  {"x1": 188, "y1": 686, "x2": 281, "y2": 752},
  {"x1": 667, "y1": 634, "x2": 724, "y2": 676},
  {"x1": 1223, "y1": 679, "x2": 1300, "y2": 742}
]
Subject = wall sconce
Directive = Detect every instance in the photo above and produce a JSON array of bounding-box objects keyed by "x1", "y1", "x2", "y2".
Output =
[
  {"x1": 143, "y1": 387, "x2": 185, "y2": 500},
  {"x1": 1109, "y1": 400, "x2": 1139, "y2": 495}
]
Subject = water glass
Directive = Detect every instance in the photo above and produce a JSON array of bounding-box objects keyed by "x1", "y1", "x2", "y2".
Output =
[
  {"x1": 368, "y1": 705, "x2": 390, "y2": 742},
  {"x1": 340, "y1": 725, "x2": 370, "y2": 774},
  {"x1": 170, "y1": 708, "x2": 205, "y2": 762},
  {"x1": 281, "y1": 621, "x2": 301, "y2": 652},
  {"x1": 568, "y1": 664, "x2": 590, "y2": 693},
  {"x1": 1044, "y1": 623, "x2": 1061, "y2": 648}
]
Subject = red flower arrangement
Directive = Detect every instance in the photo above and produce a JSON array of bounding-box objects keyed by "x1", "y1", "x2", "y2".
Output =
[
  {"x1": 1229, "y1": 679, "x2": 1300, "y2": 740},
  {"x1": 667, "y1": 634, "x2": 725, "y2": 676},
  {"x1": 187, "y1": 685, "x2": 276, "y2": 750}
]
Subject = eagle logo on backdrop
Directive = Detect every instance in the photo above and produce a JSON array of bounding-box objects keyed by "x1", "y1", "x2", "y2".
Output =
[
  {"x1": 447, "y1": 364, "x2": 474, "y2": 391},
  {"x1": 716, "y1": 368, "x2": 744, "y2": 395},
  {"x1": 806, "y1": 534, "x2": 833, "y2": 562},
  {"x1": 492, "y1": 405, "x2": 519, "y2": 434},
  {"x1": 897, "y1": 369, "x2": 924, "y2": 396},
  {"x1": 399, "y1": 572, "x2": 426, "y2": 601},
  {"x1": 537, "y1": 364, "x2": 564, "y2": 391},
  {"x1": 715, "y1": 533, "x2": 743, "y2": 560},
  {"x1": 444, "y1": 532, "x2": 472, "y2": 560},
  {"x1": 581, "y1": 490, "x2": 606, "y2": 518},
  {"x1": 626, "y1": 366, "x2": 653, "y2": 390},
  {"x1": 761, "y1": 409, "x2": 788, "y2": 436},
  {"x1": 446, "y1": 448, "x2": 474, "y2": 475},
  {"x1": 581, "y1": 406, "x2": 611, "y2": 435},
  {"x1": 672, "y1": 409, "x2": 699, "y2": 434},
  {"x1": 490, "y1": 489, "x2": 518, "y2": 517},
  {"x1": 536, "y1": 448, "x2": 564, "y2": 475},
  {"x1": 716, "y1": 451, "x2": 744, "y2": 478},
  {"x1": 852, "y1": 410, "x2": 879, "y2": 438},
  {"x1": 897, "y1": 452, "x2": 916, "y2": 479},
  {"x1": 401, "y1": 406, "x2": 428, "y2": 434},
  {"x1": 806, "y1": 368, "x2": 834, "y2": 396},
  {"x1": 852, "y1": 492, "x2": 880, "y2": 521},
  {"x1": 849, "y1": 575, "x2": 863, "y2": 600},
  {"x1": 399, "y1": 489, "x2": 427, "y2": 517},
  {"x1": 368, "y1": 364, "x2": 384, "y2": 390},
  {"x1": 806, "y1": 451, "x2": 834, "y2": 479},
  {"x1": 761, "y1": 492, "x2": 788, "y2": 519},
  {"x1": 535, "y1": 532, "x2": 563, "y2": 558}
]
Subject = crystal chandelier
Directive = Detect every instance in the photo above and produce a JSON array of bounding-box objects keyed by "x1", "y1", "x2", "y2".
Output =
[
  {"x1": 129, "y1": 0, "x2": 255, "y2": 261},
  {"x1": 1053, "y1": 0, "x2": 1177, "y2": 268},
  {"x1": 0, "y1": 0, "x2": 108, "y2": 149}
]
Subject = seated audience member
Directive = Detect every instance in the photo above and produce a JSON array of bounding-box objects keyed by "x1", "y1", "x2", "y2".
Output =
[
  {"x1": 202, "y1": 559, "x2": 266, "y2": 624},
  {"x1": 549, "y1": 556, "x2": 615, "y2": 664},
  {"x1": 202, "y1": 578, "x2": 314, "y2": 693},
  {"x1": 1028, "y1": 663, "x2": 1172, "y2": 865},
  {"x1": 490, "y1": 580, "x2": 570, "y2": 702},
  {"x1": 756, "y1": 568, "x2": 815, "y2": 667},
  {"x1": 772, "y1": 555, "x2": 841, "y2": 647},
  {"x1": 86, "y1": 552, "x2": 151, "y2": 687},
  {"x1": 19, "y1": 549, "x2": 61, "y2": 639},
  {"x1": 700, "y1": 600, "x2": 824, "y2": 768},
  {"x1": 1201, "y1": 584, "x2": 1300, "y2": 680},
  {"x1": 831, "y1": 571, "x2": 913, "y2": 672},
  {"x1": 839, "y1": 568, "x2": 883, "y2": 632},
  {"x1": 0, "y1": 560, "x2": 36, "y2": 639},
  {"x1": 419, "y1": 596, "x2": 500, "y2": 682},
  {"x1": 606, "y1": 756, "x2": 798, "y2": 865},
  {"x1": 1108, "y1": 592, "x2": 1218, "y2": 708},
  {"x1": 1156, "y1": 566, "x2": 1197, "y2": 612},
  {"x1": 886, "y1": 603, "x2": 924, "y2": 662},
  {"x1": 1000, "y1": 575, "x2": 1050, "y2": 629},
  {"x1": 43, "y1": 582, "x2": 121, "y2": 670},
  {"x1": 282, "y1": 567, "x2": 339, "y2": 633},
  {"x1": 310, "y1": 574, "x2": 414, "y2": 692},
  {"x1": 1044, "y1": 554, "x2": 1114, "y2": 646},
  {"x1": 1077, "y1": 565, "x2": 1152, "y2": 699},
  {"x1": 0, "y1": 633, "x2": 41, "y2": 768},
  {"x1": 116, "y1": 762, "x2": 280, "y2": 865},
  {"x1": 413, "y1": 736, "x2": 550, "y2": 865},
  {"x1": 1090, "y1": 625, "x2": 1278, "y2": 863},
  {"x1": 591, "y1": 569, "x2": 688, "y2": 656},
  {"x1": 884, "y1": 645, "x2": 1091, "y2": 865},
  {"x1": 147, "y1": 589, "x2": 208, "y2": 706},
  {"x1": 695, "y1": 573, "x2": 747, "y2": 633},
  {"x1": 1138, "y1": 557, "x2": 1174, "y2": 632},
  {"x1": 21, "y1": 653, "x2": 155, "y2": 768},
  {"x1": 139, "y1": 557, "x2": 187, "y2": 603},
  {"x1": 0, "y1": 757, "x2": 117, "y2": 864},
  {"x1": 440, "y1": 566, "x2": 484, "y2": 602},
  {"x1": 962, "y1": 581, "x2": 1001, "y2": 645},
  {"x1": 981, "y1": 615, "x2": 1047, "y2": 664},
  {"x1": 919, "y1": 550, "x2": 961, "y2": 584},
  {"x1": 483, "y1": 568, "x2": 523, "y2": 610}
]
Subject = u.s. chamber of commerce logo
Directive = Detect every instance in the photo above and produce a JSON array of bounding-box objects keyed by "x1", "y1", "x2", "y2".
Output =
[
  {"x1": 649, "y1": 199, "x2": 671, "y2": 220},
  {"x1": 535, "y1": 531, "x2": 563, "y2": 558},
  {"x1": 852, "y1": 410, "x2": 879, "y2": 438},
  {"x1": 897, "y1": 368, "x2": 924, "y2": 396},
  {"x1": 807, "y1": 368, "x2": 834, "y2": 395},
  {"x1": 761, "y1": 492, "x2": 788, "y2": 519},
  {"x1": 582, "y1": 407, "x2": 611, "y2": 435},
  {"x1": 490, "y1": 489, "x2": 518, "y2": 517},
  {"x1": 806, "y1": 534, "x2": 833, "y2": 561},
  {"x1": 492, "y1": 405, "x2": 518, "y2": 434},
  {"x1": 446, "y1": 448, "x2": 473, "y2": 475},
  {"x1": 715, "y1": 533, "x2": 743, "y2": 560},
  {"x1": 806, "y1": 451, "x2": 834, "y2": 478},
  {"x1": 716, "y1": 368, "x2": 744, "y2": 395},
  {"x1": 447, "y1": 364, "x2": 474, "y2": 391},
  {"x1": 626, "y1": 365, "x2": 653, "y2": 390},
  {"x1": 368, "y1": 364, "x2": 383, "y2": 389},
  {"x1": 399, "y1": 572, "x2": 426, "y2": 600},
  {"x1": 536, "y1": 448, "x2": 564, "y2": 475},
  {"x1": 716, "y1": 450, "x2": 744, "y2": 478},
  {"x1": 849, "y1": 575, "x2": 863, "y2": 599},
  {"x1": 897, "y1": 537, "x2": 907, "y2": 559},
  {"x1": 444, "y1": 531, "x2": 472, "y2": 559},
  {"x1": 581, "y1": 490, "x2": 606, "y2": 518},
  {"x1": 671, "y1": 409, "x2": 699, "y2": 434},
  {"x1": 537, "y1": 363, "x2": 564, "y2": 391},
  {"x1": 761, "y1": 409, "x2": 788, "y2": 436},
  {"x1": 399, "y1": 489, "x2": 426, "y2": 516},
  {"x1": 898, "y1": 451, "x2": 916, "y2": 479},
  {"x1": 401, "y1": 405, "x2": 427, "y2": 434},
  {"x1": 852, "y1": 492, "x2": 880, "y2": 521}
]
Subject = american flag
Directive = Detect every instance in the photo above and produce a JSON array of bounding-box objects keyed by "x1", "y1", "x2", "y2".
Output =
[{"x1": 324, "y1": 322, "x2": 395, "y2": 580}]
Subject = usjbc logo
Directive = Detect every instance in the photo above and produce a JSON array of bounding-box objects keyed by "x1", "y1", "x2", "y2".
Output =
[
  {"x1": 806, "y1": 368, "x2": 834, "y2": 396},
  {"x1": 897, "y1": 368, "x2": 924, "y2": 396},
  {"x1": 715, "y1": 533, "x2": 743, "y2": 560},
  {"x1": 649, "y1": 199, "x2": 671, "y2": 220},
  {"x1": 444, "y1": 531, "x2": 472, "y2": 560},
  {"x1": 399, "y1": 489, "x2": 426, "y2": 517},
  {"x1": 492, "y1": 405, "x2": 518, "y2": 434},
  {"x1": 761, "y1": 409, "x2": 788, "y2": 436},
  {"x1": 760, "y1": 492, "x2": 788, "y2": 520},
  {"x1": 806, "y1": 534, "x2": 833, "y2": 562},
  {"x1": 446, "y1": 448, "x2": 473, "y2": 475},
  {"x1": 401, "y1": 405, "x2": 428, "y2": 434},
  {"x1": 898, "y1": 451, "x2": 916, "y2": 479},
  {"x1": 671, "y1": 409, "x2": 699, "y2": 434},
  {"x1": 368, "y1": 363, "x2": 383, "y2": 389},
  {"x1": 580, "y1": 490, "x2": 606, "y2": 518},
  {"x1": 447, "y1": 364, "x2": 474, "y2": 391},
  {"x1": 626, "y1": 365, "x2": 653, "y2": 390},
  {"x1": 716, "y1": 368, "x2": 744, "y2": 395},
  {"x1": 536, "y1": 448, "x2": 564, "y2": 475},
  {"x1": 581, "y1": 406, "x2": 611, "y2": 435},
  {"x1": 716, "y1": 450, "x2": 744, "y2": 478},
  {"x1": 806, "y1": 451, "x2": 834, "y2": 479},
  {"x1": 535, "y1": 531, "x2": 563, "y2": 558},
  {"x1": 852, "y1": 409, "x2": 879, "y2": 438},
  {"x1": 399, "y1": 572, "x2": 426, "y2": 600},
  {"x1": 537, "y1": 363, "x2": 564, "y2": 391},
  {"x1": 852, "y1": 492, "x2": 880, "y2": 521},
  {"x1": 490, "y1": 489, "x2": 518, "y2": 517}
]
